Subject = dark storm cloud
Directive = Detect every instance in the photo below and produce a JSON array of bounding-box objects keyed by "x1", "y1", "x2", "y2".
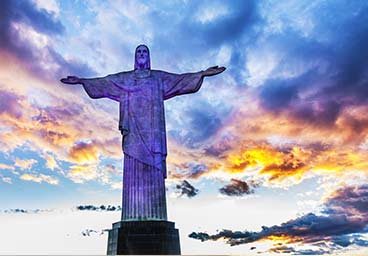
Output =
[
  {"x1": 189, "y1": 0, "x2": 259, "y2": 84},
  {"x1": 323, "y1": 7, "x2": 368, "y2": 103},
  {"x1": 168, "y1": 100, "x2": 231, "y2": 146},
  {"x1": 258, "y1": 3, "x2": 368, "y2": 129},
  {"x1": 0, "y1": 0, "x2": 64, "y2": 42},
  {"x1": 219, "y1": 179, "x2": 259, "y2": 197},
  {"x1": 185, "y1": 0, "x2": 259, "y2": 46},
  {"x1": 0, "y1": 0, "x2": 94, "y2": 80},
  {"x1": 150, "y1": 0, "x2": 259, "y2": 50},
  {"x1": 259, "y1": 71, "x2": 314, "y2": 112},
  {"x1": 189, "y1": 185, "x2": 368, "y2": 250},
  {"x1": 76, "y1": 205, "x2": 121, "y2": 212},
  {"x1": 48, "y1": 47, "x2": 96, "y2": 78},
  {"x1": 176, "y1": 180, "x2": 199, "y2": 198},
  {"x1": 148, "y1": 0, "x2": 260, "y2": 85},
  {"x1": 322, "y1": 185, "x2": 368, "y2": 216},
  {"x1": 185, "y1": 107, "x2": 222, "y2": 144}
]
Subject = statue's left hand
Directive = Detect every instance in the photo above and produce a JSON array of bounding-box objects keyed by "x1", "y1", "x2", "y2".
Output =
[
  {"x1": 202, "y1": 66, "x2": 226, "y2": 77},
  {"x1": 60, "y1": 76, "x2": 82, "y2": 85}
]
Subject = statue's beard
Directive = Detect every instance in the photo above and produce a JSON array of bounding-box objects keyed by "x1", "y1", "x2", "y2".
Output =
[
  {"x1": 134, "y1": 59, "x2": 150, "y2": 70},
  {"x1": 134, "y1": 52, "x2": 151, "y2": 69}
]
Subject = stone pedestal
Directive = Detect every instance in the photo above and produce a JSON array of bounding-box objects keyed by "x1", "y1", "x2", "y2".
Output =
[{"x1": 107, "y1": 220, "x2": 181, "y2": 255}]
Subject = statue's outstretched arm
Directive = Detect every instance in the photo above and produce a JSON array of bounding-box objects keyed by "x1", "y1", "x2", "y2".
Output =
[
  {"x1": 162, "y1": 66, "x2": 226, "y2": 100},
  {"x1": 60, "y1": 75, "x2": 123, "y2": 101}
]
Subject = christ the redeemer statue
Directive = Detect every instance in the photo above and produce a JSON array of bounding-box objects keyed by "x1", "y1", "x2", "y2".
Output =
[
  {"x1": 61, "y1": 44, "x2": 225, "y2": 254},
  {"x1": 61, "y1": 45, "x2": 225, "y2": 254}
]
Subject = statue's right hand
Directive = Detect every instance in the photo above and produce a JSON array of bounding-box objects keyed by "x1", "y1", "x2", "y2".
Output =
[{"x1": 60, "y1": 76, "x2": 82, "y2": 85}]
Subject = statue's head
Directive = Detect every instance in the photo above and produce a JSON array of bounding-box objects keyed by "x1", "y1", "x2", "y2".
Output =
[{"x1": 134, "y1": 44, "x2": 151, "y2": 70}]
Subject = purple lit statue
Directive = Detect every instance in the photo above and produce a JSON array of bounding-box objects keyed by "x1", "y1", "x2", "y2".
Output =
[{"x1": 61, "y1": 45, "x2": 225, "y2": 222}]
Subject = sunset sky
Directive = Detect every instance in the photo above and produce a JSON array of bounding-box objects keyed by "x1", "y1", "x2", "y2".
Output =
[{"x1": 0, "y1": 0, "x2": 368, "y2": 255}]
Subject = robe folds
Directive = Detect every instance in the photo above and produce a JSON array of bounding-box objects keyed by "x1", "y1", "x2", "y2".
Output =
[{"x1": 81, "y1": 70, "x2": 204, "y2": 179}]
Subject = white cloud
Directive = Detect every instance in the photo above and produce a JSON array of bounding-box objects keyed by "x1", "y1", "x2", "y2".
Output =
[
  {"x1": 14, "y1": 158, "x2": 37, "y2": 170},
  {"x1": 20, "y1": 173, "x2": 59, "y2": 185},
  {"x1": 32, "y1": 0, "x2": 60, "y2": 17},
  {"x1": 44, "y1": 153, "x2": 59, "y2": 170},
  {"x1": 1, "y1": 176, "x2": 12, "y2": 184},
  {"x1": 195, "y1": 4, "x2": 230, "y2": 24},
  {"x1": 0, "y1": 163, "x2": 15, "y2": 171}
]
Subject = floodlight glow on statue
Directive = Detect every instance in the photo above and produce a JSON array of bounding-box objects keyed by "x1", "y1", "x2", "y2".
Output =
[{"x1": 61, "y1": 45, "x2": 225, "y2": 221}]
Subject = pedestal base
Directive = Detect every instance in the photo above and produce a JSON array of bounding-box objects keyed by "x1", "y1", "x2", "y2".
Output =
[{"x1": 107, "y1": 221, "x2": 181, "y2": 255}]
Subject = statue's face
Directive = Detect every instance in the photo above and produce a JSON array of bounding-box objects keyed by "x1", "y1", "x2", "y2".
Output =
[{"x1": 136, "y1": 45, "x2": 149, "y2": 66}]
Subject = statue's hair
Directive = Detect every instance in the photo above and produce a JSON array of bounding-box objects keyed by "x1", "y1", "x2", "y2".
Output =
[{"x1": 134, "y1": 44, "x2": 151, "y2": 70}]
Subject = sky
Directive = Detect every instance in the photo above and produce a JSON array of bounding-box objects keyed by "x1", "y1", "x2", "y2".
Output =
[{"x1": 0, "y1": 0, "x2": 368, "y2": 255}]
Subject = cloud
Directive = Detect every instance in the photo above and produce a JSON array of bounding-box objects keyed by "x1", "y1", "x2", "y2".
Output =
[
  {"x1": 0, "y1": 70, "x2": 123, "y2": 187},
  {"x1": 175, "y1": 180, "x2": 199, "y2": 198},
  {"x1": 44, "y1": 153, "x2": 59, "y2": 170},
  {"x1": 267, "y1": 245, "x2": 330, "y2": 255},
  {"x1": 81, "y1": 228, "x2": 109, "y2": 237},
  {"x1": 67, "y1": 164, "x2": 99, "y2": 184},
  {"x1": 76, "y1": 205, "x2": 121, "y2": 212},
  {"x1": 1, "y1": 208, "x2": 52, "y2": 214},
  {"x1": 104, "y1": 164, "x2": 120, "y2": 175},
  {"x1": 189, "y1": 185, "x2": 368, "y2": 251},
  {"x1": 33, "y1": 0, "x2": 60, "y2": 17},
  {"x1": 186, "y1": 0, "x2": 259, "y2": 46},
  {"x1": 0, "y1": 0, "x2": 94, "y2": 81},
  {"x1": 68, "y1": 140, "x2": 99, "y2": 164},
  {"x1": 81, "y1": 229, "x2": 99, "y2": 237},
  {"x1": 67, "y1": 162, "x2": 120, "y2": 186},
  {"x1": 0, "y1": 0, "x2": 64, "y2": 39},
  {"x1": 1, "y1": 0, "x2": 368, "y2": 198},
  {"x1": 169, "y1": 162, "x2": 210, "y2": 180},
  {"x1": 0, "y1": 175, "x2": 12, "y2": 184},
  {"x1": 219, "y1": 179, "x2": 259, "y2": 197},
  {"x1": 0, "y1": 163, "x2": 15, "y2": 171},
  {"x1": 14, "y1": 158, "x2": 38, "y2": 170},
  {"x1": 254, "y1": 2, "x2": 368, "y2": 133},
  {"x1": 20, "y1": 173, "x2": 59, "y2": 185},
  {"x1": 1, "y1": 205, "x2": 121, "y2": 215},
  {"x1": 0, "y1": 90, "x2": 24, "y2": 119},
  {"x1": 168, "y1": 99, "x2": 231, "y2": 148}
]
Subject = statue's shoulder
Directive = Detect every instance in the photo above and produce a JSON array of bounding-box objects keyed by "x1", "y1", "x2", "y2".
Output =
[
  {"x1": 150, "y1": 69, "x2": 174, "y2": 77},
  {"x1": 105, "y1": 70, "x2": 134, "y2": 81},
  {"x1": 112, "y1": 70, "x2": 134, "y2": 77}
]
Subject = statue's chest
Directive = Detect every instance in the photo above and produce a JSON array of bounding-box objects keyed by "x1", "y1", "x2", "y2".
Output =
[
  {"x1": 132, "y1": 77, "x2": 154, "y2": 88},
  {"x1": 127, "y1": 77, "x2": 161, "y2": 107}
]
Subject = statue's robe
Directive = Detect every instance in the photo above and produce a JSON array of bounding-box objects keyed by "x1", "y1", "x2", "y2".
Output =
[{"x1": 81, "y1": 69, "x2": 203, "y2": 220}]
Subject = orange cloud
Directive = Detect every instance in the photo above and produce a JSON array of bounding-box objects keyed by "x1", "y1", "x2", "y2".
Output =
[
  {"x1": 68, "y1": 141, "x2": 99, "y2": 164},
  {"x1": 166, "y1": 91, "x2": 368, "y2": 186},
  {"x1": 0, "y1": 52, "x2": 122, "y2": 185}
]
